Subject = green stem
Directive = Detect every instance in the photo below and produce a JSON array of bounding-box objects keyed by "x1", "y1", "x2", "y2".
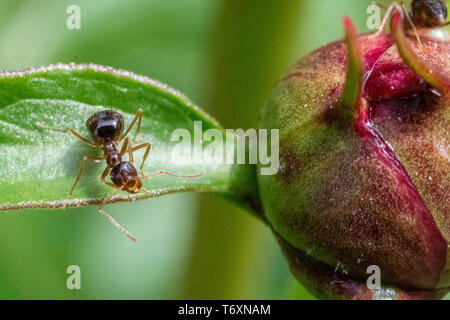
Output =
[{"x1": 180, "y1": 0, "x2": 304, "y2": 299}]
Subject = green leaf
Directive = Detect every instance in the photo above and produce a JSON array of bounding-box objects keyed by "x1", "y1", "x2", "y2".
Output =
[{"x1": 0, "y1": 63, "x2": 260, "y2": 215}]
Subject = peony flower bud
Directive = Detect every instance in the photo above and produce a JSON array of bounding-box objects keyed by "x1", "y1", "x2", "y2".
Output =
[{"x1": 258, "y1": 15, "x2": 450, "y2": 299}]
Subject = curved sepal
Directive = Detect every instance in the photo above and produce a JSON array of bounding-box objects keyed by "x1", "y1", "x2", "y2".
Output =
[
  {"x1": 335, "y1": 18, "x2": 366, "y2": 126},
  {"x1": 391, "y1": 12, "x2": 450, "y2": 94}
]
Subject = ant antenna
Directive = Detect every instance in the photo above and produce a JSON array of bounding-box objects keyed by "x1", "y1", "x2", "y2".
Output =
[
  {"x1": 140, "y1": 171, "x2": 204, "y2": 180},
  {"x1": 139, "y1": 188, "x2": 151, "y2": 195},
  {"x1": 137, "y1": 171, "x2": 203, "y2": 195},
  {"x1": 98, "y1": 207, "x2": 138, "y2": 242},
  {"x1": 98, "y1": 186, "x2": 138, "y2": 242}
]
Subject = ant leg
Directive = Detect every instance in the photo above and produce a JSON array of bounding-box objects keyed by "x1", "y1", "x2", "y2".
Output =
[
  {"x1": 372, "y1": 2, "x2": 399, "y2": 37},
  {"x1": 118, "y1": 137, "x2": 129, "y2": 156},
  {"x1": 64, "y1": 155, "x2": 104, "y2": 207},
  {"x1": 97, "y1": 185, "x2": 138, "y2": 242},
  {"x1": 132, "y1": 142, "x2": 151, "y2": 172},
  {"x1": 119, "y1": 137, "x2": 134, "y2": 164},
  {"x1": 400, "y1": 2, "x2": 424, "y2": 51},
  {"x1": 100, "y1": 166, "x2": 118, "y2": 189},
  {"x1": 36, "y1": 122, "x2": 96, "y2": 148},
  {"x1": 132, "y1": 111, "x2": 143, "y2": 142},
  {"x1": 127, "y1": 138, "x2": 134, "y2": 165},
  {"x1": 118, "y1": 108, "x2": 143, "y2": 143}
]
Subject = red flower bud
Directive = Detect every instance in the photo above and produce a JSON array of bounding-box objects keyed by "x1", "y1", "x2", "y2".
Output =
[{"x1": 258, "y1": 16, "x2": 450, "y2": 299}]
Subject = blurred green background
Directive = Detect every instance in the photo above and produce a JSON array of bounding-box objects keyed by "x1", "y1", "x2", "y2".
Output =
[{"x1": 1, "y1": 0, "x2": 443, "y2": 300}]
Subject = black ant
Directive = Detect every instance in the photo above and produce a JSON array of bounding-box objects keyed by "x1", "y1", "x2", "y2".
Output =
[
  {"x1": 36, "y1": 108, "x2": 202, "y2": 242},
  {"x1": 374, "y1": 0, "x2": 449, "y2": 46}
]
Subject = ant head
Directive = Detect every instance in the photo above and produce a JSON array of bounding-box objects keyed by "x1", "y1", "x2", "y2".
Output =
[
  {"x1": 110, "y1": 161, "x2": 140, "y2": 192},
  {"x1": 411, "y1": 0, "x2": 448, "y2": 28}
]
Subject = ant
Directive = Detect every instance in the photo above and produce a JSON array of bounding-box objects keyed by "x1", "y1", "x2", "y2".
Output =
[
  {"x1": 374, "y1": 0, "x2": 449, "y2": 47},
  {"x1": 36, "y1": 108, "x2": 202, "y2": 242}
]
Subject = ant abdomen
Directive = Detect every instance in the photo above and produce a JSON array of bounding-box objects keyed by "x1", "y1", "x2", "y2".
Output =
[{"x1": 87, "y1": 110, "x2": 124, "y2": 144}]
